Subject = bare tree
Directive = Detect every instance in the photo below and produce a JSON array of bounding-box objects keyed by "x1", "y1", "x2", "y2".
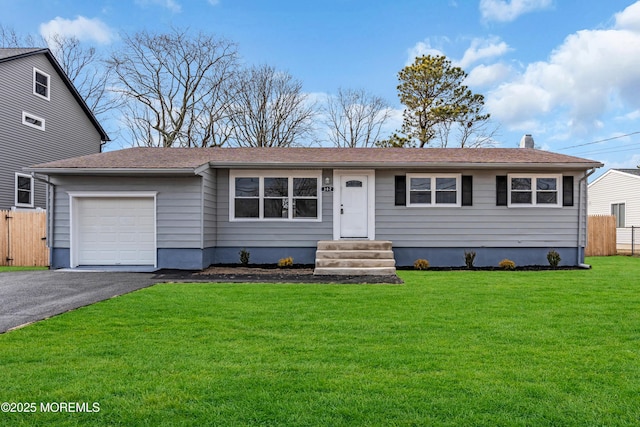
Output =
[
  {"x1": 0, "y1": 24, "x2": 39, "y2": 47},
  {"x1": 1, "y1": 25, "x2": 116, "y2": 126},
  {"x1": 227, "y1": 64, "x2": 315, "y2": 147},
  {"x1": 323, "y1": 88, "x2": 391, "y2": 147},
  {"x1": 45, "y1": 34, "x2": 115, "y2": 117},
  {"x1": 108, "y1": 28, "x2": 238, "y2": 147}
]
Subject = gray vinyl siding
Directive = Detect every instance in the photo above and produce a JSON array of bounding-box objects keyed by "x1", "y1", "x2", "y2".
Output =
[
  {"x1": 375, "y1": 170, "x2": 582, "y2": 248},
  {"x1": 0, "y1": 54, "x2": 102, "y2": 210},
  {"x1": 215, "y1": 169, "x2": 333, "y2": 247},
  {"x1": 50, "y1": 175, "x2": 203, "y2": 249},
  {"x1": 202, "y1": 168, "x2": 217, "y2": 247}
]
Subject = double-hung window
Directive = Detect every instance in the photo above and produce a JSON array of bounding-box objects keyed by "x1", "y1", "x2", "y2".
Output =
[
  {"x1": 406, "y1": 174, "x2": 461, "y2": 207},
  {"x1": 33, "y1": 68, "x2": 50, "y2": 100},
  {"x1": 611, "y1": 203, "x2": 625, "y2": 228},
  {"x1": 230, "y1": 171, "x2": 321, "y2": 221},
  {"x1": 508, "y1": 174, "x2": 561, "y2": 207},
  {"x1": 15, "y1": 173, "x2": 34, "y2": 207}
]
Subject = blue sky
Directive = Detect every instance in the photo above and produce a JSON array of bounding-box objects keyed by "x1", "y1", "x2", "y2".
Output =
[{"x1": 2, "y1": 0, "x2": 640, "y2": 174}]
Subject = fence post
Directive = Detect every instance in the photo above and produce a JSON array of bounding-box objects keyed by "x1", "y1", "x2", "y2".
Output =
[
  {"x1": 633, "y1": 226, "x2": 635, "y2": 256},
  {"x1": 5, "y1": 213, "x2": 12, "y2": 265}
]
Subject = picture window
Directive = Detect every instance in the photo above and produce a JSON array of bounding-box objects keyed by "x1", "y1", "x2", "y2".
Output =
[{"x1": 22, "y1": 111, "x2": 45, "y2": 131}]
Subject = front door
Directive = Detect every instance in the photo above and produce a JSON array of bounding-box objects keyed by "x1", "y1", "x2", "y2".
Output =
[{"x1": 340, "y1": 175, "x2": 369, "y2": 238}]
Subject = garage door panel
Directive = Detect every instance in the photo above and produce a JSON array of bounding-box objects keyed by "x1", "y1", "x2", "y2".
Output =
[{"x1": 75, "y1": 197, "x2": 156, "y2": 266}]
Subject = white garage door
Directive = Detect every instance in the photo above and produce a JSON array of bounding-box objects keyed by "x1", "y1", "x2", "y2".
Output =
[{"x1": 75, "y1": 197, "x2": 156, "y2": 266}]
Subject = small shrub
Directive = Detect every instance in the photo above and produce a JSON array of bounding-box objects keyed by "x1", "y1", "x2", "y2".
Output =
[
  {"x1": 547, "y1": 250, "x2": 561, "y2": 268},
  {"x1": 414, "y1": 259, "x2": 430, "y2": 270},
  {"x1": 239, "y1": 248, "x2": 250, "y2": 266},
  {"x1": 278, "y1": 257, "x2": 294, "y2": 268},
  {"x1": 498, "y1": 259, "x2": 516, "y2": 270},
  {"x1": 464, "y1": 251, "x2": 476, "y2": 269}
]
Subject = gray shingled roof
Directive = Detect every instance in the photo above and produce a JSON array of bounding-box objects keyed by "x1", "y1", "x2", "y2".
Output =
[
  {"x1": 615, "y1": 168, "x2": 640, "y2": 176},
  {"x1": 0, "y1": 48, "x2": 44, "y2": 61},
  {"x1": 27, "y1": 147, "x2": 603, "y2": 174}
]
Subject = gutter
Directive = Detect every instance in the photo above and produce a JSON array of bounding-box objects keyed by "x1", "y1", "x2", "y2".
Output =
[
  {"x1": 24, "y1": 167, "x2": 200, "y2": 176},
  {"x1": 207, "y1": 162, "x2": 603, "y2": 170},
  {"x1": 578, "y1": 168, "x2": 598, "y2": 267}
]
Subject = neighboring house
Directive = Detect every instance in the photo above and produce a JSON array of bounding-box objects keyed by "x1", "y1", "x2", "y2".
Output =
[
  {"x1": 28, "y1": 146, "x2": 602, "y2": 270},
  {"x1": 588, "y1": 168, "x2": 640, "y2": 251},
  {"x1": 0, "y1": 48, "x2": 108, "y2": 211}
]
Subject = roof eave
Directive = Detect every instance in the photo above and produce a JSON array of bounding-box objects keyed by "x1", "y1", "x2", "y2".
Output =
[
  {"x1": 26, "y1": 167, "x2": 200, "y2": 175},
  {"x1": 208, "y1": 161, "x2": 604, "y2": 170}
]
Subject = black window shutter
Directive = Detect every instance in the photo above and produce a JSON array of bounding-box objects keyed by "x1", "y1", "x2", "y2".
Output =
[
  {"x1": 563, "y1": 176, "x2": 574, "y2": 206},
  {"x1": 496, "y1": 175, "x2": 508, "y2": 206},
  {"x1": 395, "y1": 176, "x2": 406, "y2": 206},
  {"x1": 462, "y1": 175, "x2": 473, "y2": 206}
]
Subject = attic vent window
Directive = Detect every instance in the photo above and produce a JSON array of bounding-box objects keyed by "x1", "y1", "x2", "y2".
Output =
[
  {"x1": 22, "y1": 111, "x2": 46, "y2": 131},
  {"x1": 33, "y1": 68, "x2": 50, "y2": 100}
]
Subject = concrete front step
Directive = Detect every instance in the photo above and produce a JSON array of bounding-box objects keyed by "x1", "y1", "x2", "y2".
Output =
[
  {"x1": 316, "y1": 240, "x2": 393, "y2": 251},
  {"x1": 315, "y1": 258, "x2": 396, "y2": 268},
  {"x1": 314, "y1": 240, "x2": 396, "y2": 276},
  {"x1": 313, "y1": 267, "x2": 398, "y2": 276},
  {"x1": 315, "y1": 250, "x2": 395, "y2": 260}
]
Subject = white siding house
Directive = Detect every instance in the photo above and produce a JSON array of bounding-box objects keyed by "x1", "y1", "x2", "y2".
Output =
[{"x1": 588, "y1": 169, "x2": 640, "y2": 251}]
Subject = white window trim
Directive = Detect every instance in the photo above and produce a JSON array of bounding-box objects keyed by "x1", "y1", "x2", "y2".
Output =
[
  {"x1": 15, "y1": 173, "x2": 34, "y2": 208},
  {"x1": 22, "y1": 111, "x2": 46, "y2": 131},
  {"x1": 33, "y1": 67, "x2": 50, "y2": 101},
  {"x1": 406, "y1": 173, "x2": 461, "y2": 207},
  {"x1": 508, "y1": 174, "x2": 562, "y2": 208},
  {"x1": 229, "y1": 170, "x2": 322, "y2": 222}
]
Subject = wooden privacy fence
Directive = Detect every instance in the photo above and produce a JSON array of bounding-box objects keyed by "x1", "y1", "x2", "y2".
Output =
[
  {"x1": 586, "y1": 215, "x2": 616, "y2": 257},
  {"x1": 0, "y1": 210, "x2": 49, "y2": 266}
]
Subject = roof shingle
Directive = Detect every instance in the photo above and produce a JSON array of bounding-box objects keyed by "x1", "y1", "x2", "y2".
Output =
[{"x1": 28, "y1": 147, "x2": 603, "y2": 173}]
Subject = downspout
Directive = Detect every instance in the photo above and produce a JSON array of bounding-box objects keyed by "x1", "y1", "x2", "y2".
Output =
[
  {"x1": 31, "y1": 173, "x2": 55, "y2": 268},
  {"x1": 578, "y1": 168, "x2": 597, "y2": 268}
]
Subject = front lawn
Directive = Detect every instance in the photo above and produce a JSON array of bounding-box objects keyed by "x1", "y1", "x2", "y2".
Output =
[{"x1": 1, "y1": 257, "x2": 638, "y2": 426}]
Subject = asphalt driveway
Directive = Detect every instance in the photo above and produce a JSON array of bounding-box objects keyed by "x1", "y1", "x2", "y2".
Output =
[{"x1": 0, "y1": 270, "x2": 158, "y2": 333}]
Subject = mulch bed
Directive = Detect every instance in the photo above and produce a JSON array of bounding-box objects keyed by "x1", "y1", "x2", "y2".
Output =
[{"x1": 153, "y1": 265, "x2": 404, "y2": 284}]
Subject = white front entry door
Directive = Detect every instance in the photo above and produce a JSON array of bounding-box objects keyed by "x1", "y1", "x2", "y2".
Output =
[{"x1": 339, "y1": 174, "x2": 369, "y2": 238}]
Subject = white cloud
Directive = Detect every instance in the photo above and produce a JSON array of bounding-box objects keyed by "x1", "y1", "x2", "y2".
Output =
[
  {"x1": 480, "y1": 0, "x2": 552, "y2": 23},
  {"x1": 465, "y1": 63, "x2": 513, "y2": 87},
  {"x1": 208, "y1": 0, "x2": 220, "y2": 5},
  {"x1": 615, "y1": 1, "x2": 640, "y2": 32},
  {"x1": 615, "y1": 110, "x2": 640, "y2": 121},
  {"x1": 602, "y1": 153, "x2": 640, "y2": 170},
  {"x1": 135, "y1": 0, "x2": 181, "y2": 13},
  {"x1": 406, "y1": 39, "x2": 446, "y2": 65},
  {"x1": 486, "y1": 1, "x2": 640, "y2": 135},
  {"x1": 456, "y1": 37, "x2": 511, "y2": 68},
  {"x1": 39, "y1": 16, "x2": 115, "y2": 44}
]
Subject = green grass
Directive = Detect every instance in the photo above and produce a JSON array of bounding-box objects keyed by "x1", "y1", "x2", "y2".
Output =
[
  {"x1": 0, "y1": 266, "x2": 48, "y2": 272},
  {"x1": 1, "y1": 257, "x2": 639, "y2": 426}
]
